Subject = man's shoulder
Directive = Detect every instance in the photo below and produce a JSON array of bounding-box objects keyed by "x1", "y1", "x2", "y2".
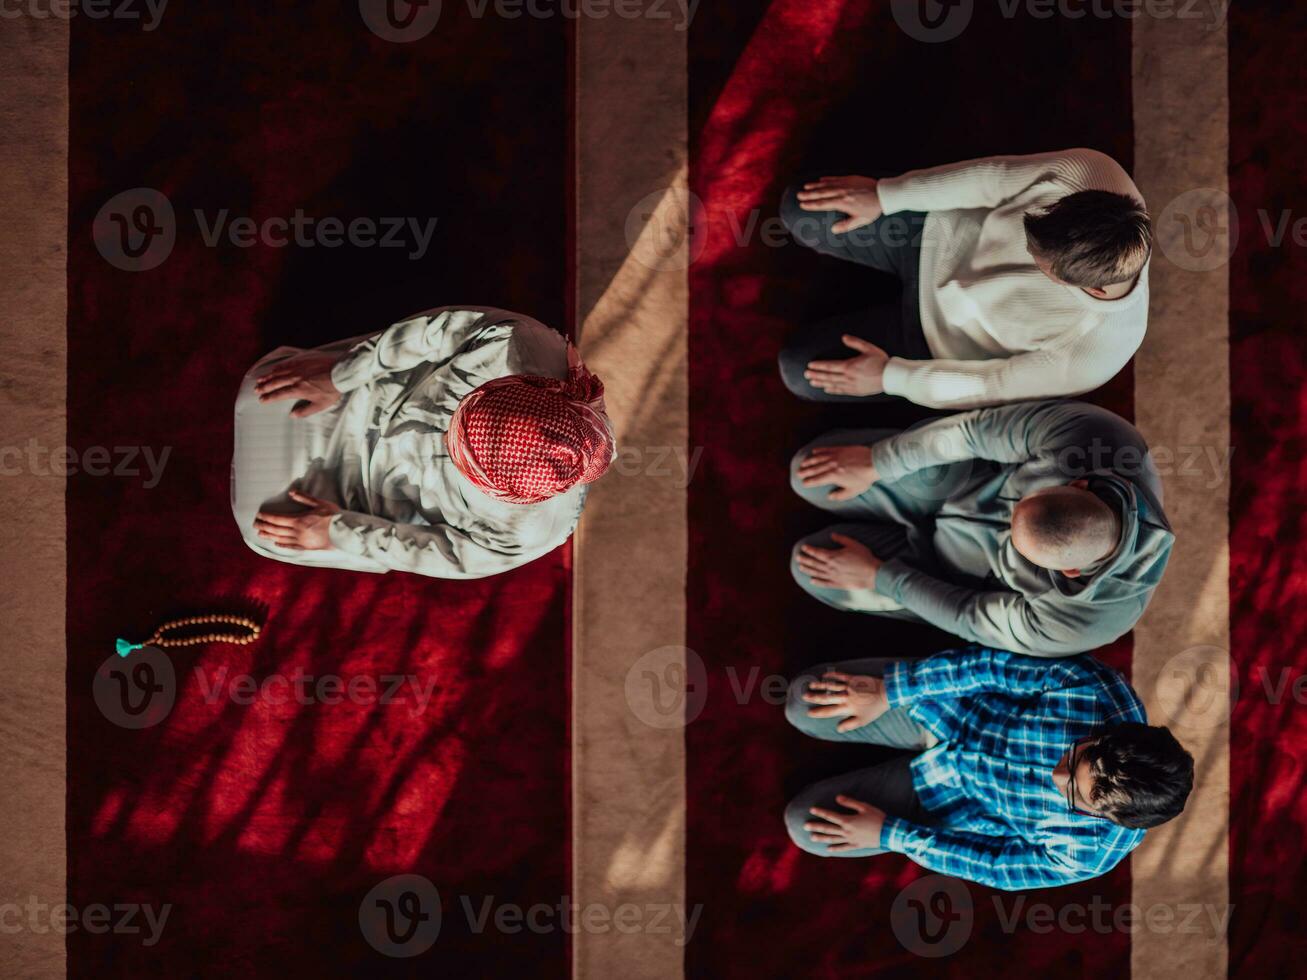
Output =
[{"x1": 1047, "y1": 148, "x2": 1142, "y2": 200}]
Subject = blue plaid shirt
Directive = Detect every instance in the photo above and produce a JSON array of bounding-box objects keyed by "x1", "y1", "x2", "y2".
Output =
[{"x1": 880, "y1": 647, "x2": 1146, "y2": 891}]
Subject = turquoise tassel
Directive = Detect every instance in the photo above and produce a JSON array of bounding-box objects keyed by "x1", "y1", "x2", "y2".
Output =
[{"x1": 115, "y1": 638, "x2": 144, "y2": 658}]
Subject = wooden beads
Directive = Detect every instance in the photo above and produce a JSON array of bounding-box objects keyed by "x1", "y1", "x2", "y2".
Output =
[{"x1": 147, "y1": 614, "x2": 261, "y2": 649}]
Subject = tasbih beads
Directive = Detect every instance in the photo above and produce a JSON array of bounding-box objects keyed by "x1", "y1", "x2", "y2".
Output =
[{"x1": 116, "y1": 615, "x2": 262, "y2": 658}]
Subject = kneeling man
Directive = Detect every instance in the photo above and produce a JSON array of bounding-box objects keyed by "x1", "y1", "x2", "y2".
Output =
[
  {"x1": 778, "y1": 148, "x2": 1151, "y2": 409},
  {"x1": 784, "y1": 646, "x2": 1194, "y2": 890},
  {"x1": 790, "y1": 399, "x2": 1172, "y2": 656},
  {"x1": 231, "y1": 306, "x2": 614, "y2": 578}
]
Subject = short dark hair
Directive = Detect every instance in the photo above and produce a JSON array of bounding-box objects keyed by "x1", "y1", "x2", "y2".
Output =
[
  {"x1": 1024, "y1": 190, "x2": 1152, "y2": 288},
  {"x1": 1081, "y1": 723, "x2": 1194, "y2": 829}
]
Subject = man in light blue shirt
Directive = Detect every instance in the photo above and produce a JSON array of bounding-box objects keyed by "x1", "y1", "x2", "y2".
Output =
[{"x1": 790, "y1": 399, "x2": 1174, "y2": 656}]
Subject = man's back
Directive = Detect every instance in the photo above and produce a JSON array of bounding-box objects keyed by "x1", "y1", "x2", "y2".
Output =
[
  {"x1": 880, "y1": 649, "x2": 1148, "y2": 889},
  {"x1": 870, "y1": 400, "x2": 1175, "y2": 654}
]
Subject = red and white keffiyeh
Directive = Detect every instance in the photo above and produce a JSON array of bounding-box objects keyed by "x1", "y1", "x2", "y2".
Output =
[{"x1": 445, "y1": 359, "x2": 615, "y2": 505}]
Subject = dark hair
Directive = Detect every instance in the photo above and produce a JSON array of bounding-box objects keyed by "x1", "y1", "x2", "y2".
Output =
[
  {"x1": 1081, "y1": 723, "x2": 1194, "y2": 829},
  {"x1": 1024, "y1": 190, "x2": 1152, "y2": 288}
]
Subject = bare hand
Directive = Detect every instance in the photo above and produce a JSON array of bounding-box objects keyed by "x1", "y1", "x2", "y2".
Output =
[
  {"x1": 802, "y1": 670, "x2": 890, "y2": 732},
  {"x1": 797, "y1": 533, "x2": 883, "y2": 591},
  {"x1": 804, "y1": 795, "x2": 887, "y2": 852},
  {"x1": 796, "y1": 176, "x2": 882, "y2": 234},
  {"x1": 255, "y1": 353, "x2": 342, "y2": 417},
  {"x1": 798, "y1": 445, "x2": 878, "y2": 501},
  {"x1": 805, "y1": 335, "x2": 889, "y2": 396},
  {"x1": 254, "y1": 490, "x2": 340, "y2": 550}
]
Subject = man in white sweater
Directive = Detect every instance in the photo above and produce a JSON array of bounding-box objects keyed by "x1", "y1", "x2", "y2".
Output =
[{"x1": 777, "y1": 149, "x2": 1152, "y2": 409}]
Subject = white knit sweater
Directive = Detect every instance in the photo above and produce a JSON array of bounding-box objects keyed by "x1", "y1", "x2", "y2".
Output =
[{"x1": 874, "y1": 149, "x2": 1149, "y2": 409}]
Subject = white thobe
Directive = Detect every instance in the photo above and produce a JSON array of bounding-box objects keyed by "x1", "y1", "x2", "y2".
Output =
[{"x1": 231, "y1": 306, "x2": 588, "y2": 578}]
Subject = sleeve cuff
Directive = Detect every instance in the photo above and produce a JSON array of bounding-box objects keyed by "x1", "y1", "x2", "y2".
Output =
[
  {"x1": 883, "y1": 660, "x2": 915, "y2": 708},
  {"x1": 875, "y1": 557, "x2": 912, "y2": 600},
  {"x1": 329, "y1": 355, "x2": 367, "y2": 393},
  {"x1": 880, "y1": 815, "x2": 922, "y2": 854},
  {"x1": 328, "y1": 512, "x2": 378, "y2": 554},
  {"x1": 881, "y1": 357, "x2": 913, "y2": 397},
  {"x1": 869, "y1": 438, "x2": 906, "y2": 484},
  {"x1": 874, "y1": 175, "x2": 911, "y2": 216}
]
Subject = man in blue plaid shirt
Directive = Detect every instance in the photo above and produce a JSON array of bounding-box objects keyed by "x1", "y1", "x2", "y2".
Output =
[{"x1": 783, "y1": 646, "x2": 1194, "y2": 890}]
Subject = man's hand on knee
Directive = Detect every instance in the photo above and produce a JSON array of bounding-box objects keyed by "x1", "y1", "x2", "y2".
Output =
[
  {"x1": 805, "y1": 795, "x2": 886, "y2": 852},
  {"x1": 255, "y1": 353, "x2": 343, "y2": 417},
  {"x1": 804, "y1": 335, "x2": 888, "y2": 397},
  {"x1": 254, "y1": 490, "x2": 340, "y2": 550},
  {"x1": 796, "y1": 175, "x2": 883, "y2": 234},
  {"x1": 797, "y1": 534, "x2": 883, "y2": 591},
  {"x1": 797, "y1": 445, "x2": 878, "y2": 500},
  {"x1": 802, "y1": 670, "x2": 889, "y2": 732}
]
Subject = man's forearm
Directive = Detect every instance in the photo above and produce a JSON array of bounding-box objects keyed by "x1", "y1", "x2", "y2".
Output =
[
  {"x1": 881, "y1": 817, "x2": 1082, "y2": 892},
  {"x1": 875, "y1": 149, "x2": 1110, "y2": 216},
  {"x1": 882, "y1": 347, "x2": 1105, "y2": 411},
  {"x1": 875, "y1": 559, "x2": 1041, "y2": 654},
  {"x1": 885, "y1": 647, "x2": 1099, "y2": 706},
  {"x1": 869, "y1": 413, "x2": 982, "y2": 482}
]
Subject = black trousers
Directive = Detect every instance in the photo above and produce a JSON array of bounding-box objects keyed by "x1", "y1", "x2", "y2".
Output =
[{"x1": 777, "y1": 183, "x2": 931, "y2": 402}]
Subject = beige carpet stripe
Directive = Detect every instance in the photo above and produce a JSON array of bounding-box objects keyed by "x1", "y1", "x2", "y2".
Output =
[
  {"x1": 572, "y1": 15, "x2": 688, "y2": 980},
  {"x1": 1131, "y1": 13, "x2": 1230, "y2": 980},
  {"x1": 0, "y1": 14, "x2": 69, "y2": 980}
]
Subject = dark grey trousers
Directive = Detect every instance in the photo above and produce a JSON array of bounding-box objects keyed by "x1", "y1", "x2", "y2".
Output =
[
  {"x1": 777, "y1": 182, "x2": 931, "y2": 403},
  {"x1": 784, "y1": 657, "x2": 935, "y2": 858}
]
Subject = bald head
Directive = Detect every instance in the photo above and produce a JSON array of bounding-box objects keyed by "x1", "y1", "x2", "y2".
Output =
[{"x1": 1011, "y1": 484, "x2": 1121, "y2": 574}]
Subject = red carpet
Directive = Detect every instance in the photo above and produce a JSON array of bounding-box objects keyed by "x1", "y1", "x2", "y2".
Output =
[
  {"x1": 66, "y1": 4, "x2": 570, "y2": 977},
  {"x1": 1228, "y1": 2, "x2": 1307, "y2": 972},
  {"x1": 686, "y1": 2, "x2": 1136, "y2": 976},
  {"x1": 58, "y1": 2, "x2": 1307, "y2": 977}
]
